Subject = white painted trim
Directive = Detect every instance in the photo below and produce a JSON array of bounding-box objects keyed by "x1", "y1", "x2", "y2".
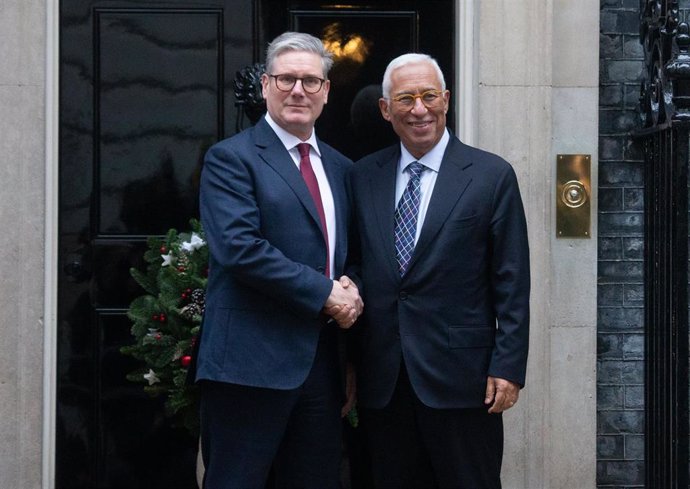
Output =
[
  {"x1": 457, "y1": 0, "x2": 477, "y2": 145},
  {"x1": 42, "y1": 0, "x2": 59, "y2": 488}
]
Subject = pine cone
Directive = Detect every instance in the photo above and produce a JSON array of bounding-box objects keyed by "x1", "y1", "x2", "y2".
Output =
[
  {"x1": 180, "y1": 302, "x2": 202, "y2": 320},
  {"x1": 191, "y1": 288, "x2": 205, "y2": 306}
]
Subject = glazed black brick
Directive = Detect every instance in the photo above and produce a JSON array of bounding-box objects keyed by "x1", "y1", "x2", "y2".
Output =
[
  {"x1": 599, "y1": 161, "x2": 643, "y2": 185},
  {"x1": 600, "y1": 84, "x2": 623, "y2": 107},
  {"x1": 623, "y1": 36, "x2": 643, "y2": 57},
  {"x1": 621, "y1": 334, "x2": 643, "y2": 359},
  {"x1": 598, "y1": 284, "x2": 623, "y2": 306},
  {"x1": 601, "y1": 34, "x2": 623, "y2": 58},
  {"x1": 598, "y1": 384, "x2": 624, "y2": 409},
  {"x1": 599, "y1": 136, "x2": 625, "y2": 160},
  {"x1": 601, "y1": 11, "x2": 618, "y2": 33},
  {"x1": 604, "y1": 60, "x2": 645, "y2": 83},
  {"x1": 597, "y1": 460, "x2": 644, "y2": 485},
  {"x1": 598, "y1": 261, "x2": 643, "y2": 282},
  {"x1": 598, "y1": 410, "x2": 644, "y2": 434},
  {"x1": 621, "y1": 360, "x2": 643, "y2": 383},
  {"x1": 600, "y1": 109, "x2": 639, "y2": 133},
  {"x1": 623, "y1": 188, "x2": 643, "y2": 211},
  {"x1": 598, "y1": 435, "x2": 625, "y2": 459},
  {"x1": 599, "y1": 334, "x2": 623, "y2": 358},
  {"x1": 598, "y1": 360, "x2": 624, "y2": 383},
  {"x1": 598, "y1": 307, "x2": 643, "y2": 332},
  {"x1": 622, "y1": 0, "x2": 640, "y2": 7},
  {"x1": 599, "y1": 188, "x2": 623, "y2": 211},
  {"x1": 624, "y1": 138, "x2": 644, "y2": 160},
  {"x1": 622, "y1": 237, "x2": 643, "y2": 259},
  {"x1": 599, "y1": 237, "x2": 623, "y2": 260},
  {"x1": 623, "y1": 284, "x2": 643, "y2": 305},
  {"x1": 623, "y1": 83, "x2": 642, "y2": 108},
  {"x1": 624, "y1": 435, "x2": 644, "y2": 459},
  {"x1": 624, "y1": 386, "x2": 643, "y2": 409},
  {"x1": 598, "y1": 213, "x2": 643, "y2": 236}
]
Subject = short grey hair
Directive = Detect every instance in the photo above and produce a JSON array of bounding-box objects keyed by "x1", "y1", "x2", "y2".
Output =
[
  {"x1": 265, "y1": 31, "x2": 334, "y2": 78},
  {"x1": 381, "y1": 53, "x2": 446, "y2": 100}
]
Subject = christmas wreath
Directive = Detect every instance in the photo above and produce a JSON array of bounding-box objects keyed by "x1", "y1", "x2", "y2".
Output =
[
  {"x1": 121, "y1": 219, "x2": 207, "y2": 436},
  {"x1": 122, "y1": 218, "x2": 359, "y2": 433}
]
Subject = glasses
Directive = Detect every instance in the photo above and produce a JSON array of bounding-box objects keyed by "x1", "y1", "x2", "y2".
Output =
[
  {"x1": 269, "y1": 74, "x2": 326, "y2": 94},
  {"x1": 391, "y1": 90, "x2": 445, "y2": 109}
]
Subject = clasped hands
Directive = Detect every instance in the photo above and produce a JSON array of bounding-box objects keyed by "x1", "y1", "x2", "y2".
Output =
[{"x1": 323, "y1": 276, "x2": 363, "y2": 329}]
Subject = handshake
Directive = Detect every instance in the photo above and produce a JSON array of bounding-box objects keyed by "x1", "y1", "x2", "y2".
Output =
[{"x1": 323, "y1": 276, "x2": 364, "y2": 329}]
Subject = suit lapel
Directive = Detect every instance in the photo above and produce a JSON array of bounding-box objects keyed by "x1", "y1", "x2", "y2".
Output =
[
  {"x1": 406, "y1": 138, "x2": 473, "y2": 274},
  {"x1": 369, "y1": 147, "x2": 401, "y2": 280},
  {"x1": 253, "y1": 119, "x2": 324, "y2": 234}
]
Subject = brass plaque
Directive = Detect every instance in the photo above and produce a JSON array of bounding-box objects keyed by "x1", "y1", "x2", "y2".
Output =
[{"x1": 557, "y1": 154, "x2": 591, "y2": 238}]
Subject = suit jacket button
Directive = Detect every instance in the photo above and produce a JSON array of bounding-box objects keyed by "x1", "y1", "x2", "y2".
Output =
[
  {"x1": 399, "y1": 291, "x2": 408, "y2": 301},
  {"x1": 317, "y1": 266, "x2": 325, "y2": 273}
]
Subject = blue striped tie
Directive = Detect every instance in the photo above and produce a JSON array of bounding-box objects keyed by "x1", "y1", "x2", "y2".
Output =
[{"x1": 394, "y1": 162, "x2": 425, "y2": 275}]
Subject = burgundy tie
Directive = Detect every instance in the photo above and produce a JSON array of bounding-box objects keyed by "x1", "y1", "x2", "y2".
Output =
[{"x1": 297, "y1": 143, "x2": 330, "y2": 278}]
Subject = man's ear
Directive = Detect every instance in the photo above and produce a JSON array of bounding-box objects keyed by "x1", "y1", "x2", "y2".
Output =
[
  {"x1": 378, "y1": 98, "x2": 391, "y2": 121},
  {"x1": 260, "y1": 73, "x2": 269, "y2": 99}
]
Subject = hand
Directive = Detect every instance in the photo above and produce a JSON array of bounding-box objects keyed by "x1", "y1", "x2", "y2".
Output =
[
  {"x1": 341, "y1": 362, "x2": 357, "y2": 417},
  {"x1": 324, "y1": 276, "x2": 363, "y2": 329},
  {"x1": 485, "y1": 376, "x2": 520, "y2": 413}
]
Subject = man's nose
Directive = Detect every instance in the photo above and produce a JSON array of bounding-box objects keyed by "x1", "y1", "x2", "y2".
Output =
[
  {"x1": 410, "y1": 96, "x2": 428, "y2": 113},
  {"x1": 290, "y1": 79, "x2": 306, "y2": 95}
]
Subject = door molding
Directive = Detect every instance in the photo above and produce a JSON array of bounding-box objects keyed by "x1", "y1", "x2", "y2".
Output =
[
  {"x1": 43, "y1": 0, "x2": 59, "y2": 487},
  {"x1": 457, "y1": 0, "x2": 477, "y2": 145}
]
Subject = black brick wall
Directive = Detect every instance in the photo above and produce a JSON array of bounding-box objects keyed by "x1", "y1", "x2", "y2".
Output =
[
  {"x1": 598, "y1": 1, "x2": 690, "y2": 487},
  {"x1": 599, "y1": 0, "x2": 690, "y2": 484},
  {"x1": 598, "y1": 0, "x2": 646, "y2": 486}
]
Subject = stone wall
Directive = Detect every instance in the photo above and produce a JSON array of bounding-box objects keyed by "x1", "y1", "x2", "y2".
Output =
[{"x1": 0, "y1": 1, "x2": 48, "y2": 488}]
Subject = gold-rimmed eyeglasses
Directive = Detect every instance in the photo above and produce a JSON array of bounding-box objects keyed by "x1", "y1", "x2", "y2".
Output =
[
  {"x1": 269, "y1": 74, "x2": 326, "y2": 94},
  {"x1": 391, "y1": 90, "x2": 445, "y2": 109}
]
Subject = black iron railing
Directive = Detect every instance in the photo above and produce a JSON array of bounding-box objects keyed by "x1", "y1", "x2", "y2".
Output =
[{"x1": 638, "y1": 1, "x2": 690, "y2": 487}]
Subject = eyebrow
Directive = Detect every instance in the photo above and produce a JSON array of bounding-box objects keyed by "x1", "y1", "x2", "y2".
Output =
[{"x1": 393, "y1": 87, "x2": 441, "y2": 96}]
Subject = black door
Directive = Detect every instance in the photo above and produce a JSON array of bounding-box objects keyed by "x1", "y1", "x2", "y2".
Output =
[{"x1": 58, "y1": 1, "x2": 453, "y2": 487}]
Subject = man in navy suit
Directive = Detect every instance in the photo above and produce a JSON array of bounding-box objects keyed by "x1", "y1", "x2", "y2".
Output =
[
  {"x1": 348, "y1": 53, "x2": 530, "y2": 489},
  {"x1": 196, "y1": 32, "x2": 362, "y2": 489}
]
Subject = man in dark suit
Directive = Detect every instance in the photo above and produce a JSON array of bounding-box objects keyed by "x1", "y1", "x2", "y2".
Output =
[
  {"x1": 196, "y1": 31, "x2": 362, "y2": 489},
  {"x1": 348, "y1": 53, "x2": 530, "y2": 489}
]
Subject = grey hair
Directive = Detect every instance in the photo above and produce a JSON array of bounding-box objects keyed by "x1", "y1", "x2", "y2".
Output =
[
  {"x1": 265, "y1": 31, "x2": 334, "y2": 78},
  {"x1": 381, "y1": 53, "x2": 446, "y2": 100}
]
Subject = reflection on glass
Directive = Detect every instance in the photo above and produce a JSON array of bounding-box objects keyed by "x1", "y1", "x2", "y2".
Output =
[
  {"x1": 322, "y1": 22, "x2": 371, "y2": 65},
  {"x1": 295, "y1": 12, "x2": 415, "y2": 159}
]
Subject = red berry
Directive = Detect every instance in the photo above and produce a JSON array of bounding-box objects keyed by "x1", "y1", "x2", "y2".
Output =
[
  {"x1": 177, "y1": 266, "x2": 185, "y2": 272},
  {"x1": 160, "y1": 246, "x2": 167, "y2": 253},
  {"x1": 159, "y1": 314, "x2": 166, "y2": 322},
  {"x1": 154, "y1": 333, "x2": 162, "y2": 341},
  {"x1": 180, "y1": 355, "x2": 192, "y2": 367},
  {"x1": 152, "y1": 314, "x2": 159, "y2": 321}
]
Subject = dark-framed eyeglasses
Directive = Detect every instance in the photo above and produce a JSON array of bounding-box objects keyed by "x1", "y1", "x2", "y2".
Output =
[
  {"x1": 391, "y1": 89, "x2": 445, "y2": 109},
  {"x1": 269, "y1": 74, "x2": 326, "y2": 94}
]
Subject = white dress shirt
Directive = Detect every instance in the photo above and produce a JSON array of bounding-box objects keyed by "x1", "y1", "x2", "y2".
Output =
[
  {"x1": 265, "y1": 113, "x2": 336, "y2": 278},
  {"x1": 394, "y1": 129, "x2": 451, "y2": 246}
]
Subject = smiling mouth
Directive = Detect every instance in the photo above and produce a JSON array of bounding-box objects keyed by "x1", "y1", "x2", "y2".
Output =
[{"x1": 409, "y1": 121, "x2": 431, "y2": 127}]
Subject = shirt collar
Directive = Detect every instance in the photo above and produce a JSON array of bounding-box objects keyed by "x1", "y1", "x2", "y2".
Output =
[
  {"x1": 265, "y1": 113, "x2": 321, "y2": 156},
  {"x1": 398, "y1": 128, "x2": 450, "y2": 174}
]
